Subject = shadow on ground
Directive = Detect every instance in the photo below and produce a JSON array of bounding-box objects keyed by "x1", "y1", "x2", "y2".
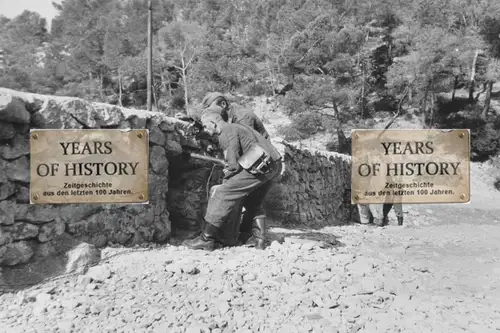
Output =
[
  {"x1": 170, "y1": 223, "x2": 347, "y2": 250},
  {"x1": 0, "y1": 254, "x2": 68, "y2": 294}
]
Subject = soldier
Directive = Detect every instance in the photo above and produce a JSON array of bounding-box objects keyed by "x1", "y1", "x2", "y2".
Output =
[
  {"x1": 383, "y1": 203, "x2": 404, "y2": 226},
  {"x1": 182, "y1": 113, "x2": 282, "y2": 251},
  {"x1": 201, "y1": 92, "x2": 270, "y2": 139},
  {"x1": 201, "y1": 92, "x2": 273, "y2": 244}
]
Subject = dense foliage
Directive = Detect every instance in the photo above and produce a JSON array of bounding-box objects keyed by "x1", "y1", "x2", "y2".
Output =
[{"x1": 1, "y1": 0, "x2": 499, "y2": 139}]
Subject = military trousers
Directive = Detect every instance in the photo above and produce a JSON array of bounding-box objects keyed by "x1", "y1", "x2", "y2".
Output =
[
  {"x1": 383, "y1": 203, "x2": 403, "y2": 218},
  {"x1": 358, "y1": 203, "x2": 403, "y2": 224},
  {"x1": 204, "y1": 160, "x2": 282, "y2": 228}
]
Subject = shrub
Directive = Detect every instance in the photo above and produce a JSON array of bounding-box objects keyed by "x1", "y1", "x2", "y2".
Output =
[
  {"x1": 325, "y1": 141, "x2": 338, "y2": 152},
  {"x1": 170, "y1": 94, "x2": 185, "y2": 110},
  {"x1": 275, "y1": 124, "x2": 306, "y2": 141},
  {"x1": 290, "y1": 112, "x2": 324, "y2": 136},
  {"x1": 275, "y1": 111, "x2": 325, "y2": 141},
  {"x1": 239, "y1": 81, "x2": 270, "y2": 97},
  {"x1": 281, "y1": 91, "x2": 309, "y2": 117}
]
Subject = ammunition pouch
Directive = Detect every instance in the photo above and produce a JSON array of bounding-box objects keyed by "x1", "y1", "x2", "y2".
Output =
[{"x1": 238, "y1": 144, "x2": 273, "y2": 175}]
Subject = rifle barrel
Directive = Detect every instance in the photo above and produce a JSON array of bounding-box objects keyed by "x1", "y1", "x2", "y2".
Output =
[{"x1": 188, "y1": 152, "x2": 225, "y2": 165}]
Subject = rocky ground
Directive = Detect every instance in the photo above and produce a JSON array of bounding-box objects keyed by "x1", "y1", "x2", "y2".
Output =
[{"x1": 1, "y1": 162, "x2": 500, "y2": 333}]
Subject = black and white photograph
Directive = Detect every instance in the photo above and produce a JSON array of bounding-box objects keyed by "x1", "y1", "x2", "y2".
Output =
[{"x1": 1, "y1": 0, "x2": 500, "y2": 332}]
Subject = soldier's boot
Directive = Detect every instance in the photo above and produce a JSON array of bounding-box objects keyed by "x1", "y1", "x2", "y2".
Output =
[
  {"x1": 252, "y1": 218, "x2": 267, "y2": 250},
  {"x1": 397, "y1": 216, "x2": 404, "y2": 226},
  {"x1": 373, "y1": 217, "x2": 386, "y2": 227},
  {"x1": 182, "y1": 222, "x2": 219, "y2": 251},
  {"x1": 238, "y1": 213, "x2": 253, "y2": 245}
]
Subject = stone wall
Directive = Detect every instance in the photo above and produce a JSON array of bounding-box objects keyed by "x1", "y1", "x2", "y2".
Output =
[
  {"x1": 0, "y1": 87, "x2": 357, "y2": 270},
  {"x1": 267, "y1": 141, "x2": 357, "y2": 227}
]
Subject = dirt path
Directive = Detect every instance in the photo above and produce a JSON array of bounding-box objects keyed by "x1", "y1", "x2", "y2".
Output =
[{"x1": 1, "y1": 163, "x2": 499, "y2": 333}]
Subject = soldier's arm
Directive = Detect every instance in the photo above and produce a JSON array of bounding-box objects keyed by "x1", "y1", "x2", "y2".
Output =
[
  {"x1": 219, "y1": 130, "x2": 242, "y2": 180},
  {"x1": 252, "y1": 114, "x2": 270, "y2": 139}
]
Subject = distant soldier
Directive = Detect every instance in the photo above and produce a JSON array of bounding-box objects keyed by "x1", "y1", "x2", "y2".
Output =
[
  {"x1": 355, "y1": 130, "x2": 404, "y2": 227},
  {"x1": 201, "y1": 92, "x2": 270, "y2": 140},
  {"x1": 358, "y1": 203, "x2": 384, "y2": 226},
  {"x1": 357, "y1": 203, "x2": 403, "y2": 226}
]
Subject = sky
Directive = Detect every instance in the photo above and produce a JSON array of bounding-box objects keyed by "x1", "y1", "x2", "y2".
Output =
[{"x1": 0, "y1": 0, "x2": 60, "y2": 27}]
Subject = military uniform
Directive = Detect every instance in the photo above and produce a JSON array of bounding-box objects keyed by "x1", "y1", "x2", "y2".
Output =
[
  {"x1": 200, "y1": 92, "x2": 273, "y2": 244},
  {"x1": 183, "y1": 118, "x2": 282, "y2": 251},
  {"x1": 201, "y1": 92, "x2": 270, "y2": 139}
]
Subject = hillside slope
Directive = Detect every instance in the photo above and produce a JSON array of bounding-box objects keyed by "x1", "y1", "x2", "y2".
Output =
[{"x1": 247, "y1": 83, "x2": 500, "y2": 152}]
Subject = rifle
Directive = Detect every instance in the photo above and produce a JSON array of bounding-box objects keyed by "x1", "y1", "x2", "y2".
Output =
[
  {"x1": 175, "y1": 113, "x2": 204, "y2": 133},
  {"x1": 185, "y1": 152, "x2": 226, "y2": 166}
]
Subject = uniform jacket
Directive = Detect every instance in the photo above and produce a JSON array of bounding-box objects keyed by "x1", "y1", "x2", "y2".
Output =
[
  {"x1": 218, "y1": 123, "x2": 281, "y2": 180},
  {"x1": 225, "y1": 104, "x2": 270, "y2": 140}
]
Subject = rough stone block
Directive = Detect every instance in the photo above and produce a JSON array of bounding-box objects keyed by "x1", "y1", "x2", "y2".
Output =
[
  {"x1": 0, "y1": 200, "x2": 15, "y2": 225},
  {"x1": 3, "y1": 156, "x2": 30, "y2": 183},
  {"x1": 149, "y1": 126, "x2": 166, "y2": 146},
  {"x1": 0, "y1": 95, "x2": 30, "y2": 124},
  {"x1": 31, "y1": 100, "x2": 85, "y2": 129},
  {"x1": 15, "y1": 185, "x2": 30, "y2": 203},
  {"x1": 0, "y1": 123, "x2": 15, "y2": 140},
  {"x1": 38, "y1": 220, "x2": 66, "y2": 243},
  {"x1": 4, "y1": 222, "x2": 39, "y2": 241},
  {"x1": 0, "y1": 229, "x2": 13, "y2": 246},
  {"x1": 0, "y1": 133, "x2": 30, "y2": 160},
  {"x1": 0, "y1": 241, "x2": 34, "y2": 266},
  {"x1": 92, "y1": 103, "x2": 125, "y2": 126},
  {"x1": 150, "y1": 146, "x2": 169, "y2": 175}
]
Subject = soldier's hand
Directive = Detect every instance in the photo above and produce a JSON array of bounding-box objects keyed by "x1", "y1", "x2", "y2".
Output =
[
  {"x1": 186, "y1": 121, "x2": 196, "y2": 132},
  {"x1": 175, "y1": 112, "x2": 190, "y2": 121},
  {"x1": 222, "y1": 168, "x2": 231, "y2": 177},
  {"x1": 206, "y1": 144, "x2": 216, "y2": 153}
]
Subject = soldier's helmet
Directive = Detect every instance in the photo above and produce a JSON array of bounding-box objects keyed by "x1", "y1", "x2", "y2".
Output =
[{"x1": 201, "y1": 92, "x2": 226, "y2": 109}]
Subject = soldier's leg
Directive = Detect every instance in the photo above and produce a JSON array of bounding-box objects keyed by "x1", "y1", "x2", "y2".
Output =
[
  {"x1": 240, "y1": 179, "x2": 274, "y2": 249},
  {"x1": 383, "y1": 203, "x2": 393, "y2": 225},
  {"x1": 240, "y1": 163, "x2": 281, "y2": 249},
  {"x1": 183, "y1": 170, "x2": 264, "y2": 251},
  {"x1": 393, "y1": 203, "x2": 404, "y2": 225},
  {"x1": 357, "y1": 204, "x2": 372, "y2": 224},
  {"x1": 239, "y1": 210, "x2": 253, "y2": 244},
  {"x1": 369, "y1": 204, "x2": 385, "y2": 226}
]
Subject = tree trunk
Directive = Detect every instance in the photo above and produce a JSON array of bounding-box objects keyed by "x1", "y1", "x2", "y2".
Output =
[
  {"x1": 180, "y1": 56, "x2": 189, "y2": 114},
  {"x1": 468, "y1": 49, "x2": 479, "y2": 101},
  {"x1": 360, "y1": 62, "x2": 366, "y2": 118},
  {"x1": 481, "y1": 80, "x2": 494, "y2": 119},
  {"x1": 99, "y1": 72, "x2": 104, "y2": 100},
  {"x1": 422, "y1": 88, "x2": 428, "y2": 114},
  {"x1": 153, "y1": 84, "x2": 158, "y2": 111},
  {"x1": 118, "y1": 70, "x2": 123, "y2": 107},
  {"x1": 182, "y1": 70, "x2": 188, "y2": 113},
  {"x1": 332, "y1": 99, "x2": 350, "y2": 154},
  {"x1": 429, "y1": 92, "x2": 435, "y2": 129},
  {"x1": 332, "y1": 99, "x2": 341, "y2": 124},
  {"x1": 452, "y1": 75, "x2": 458, "y2": 102},
  {"x1": 161, "y1": 73, "x2": 169, "y2": 97},
  {"x1": 422, "y1": 87, "x2": 429, "y2": 126}
]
